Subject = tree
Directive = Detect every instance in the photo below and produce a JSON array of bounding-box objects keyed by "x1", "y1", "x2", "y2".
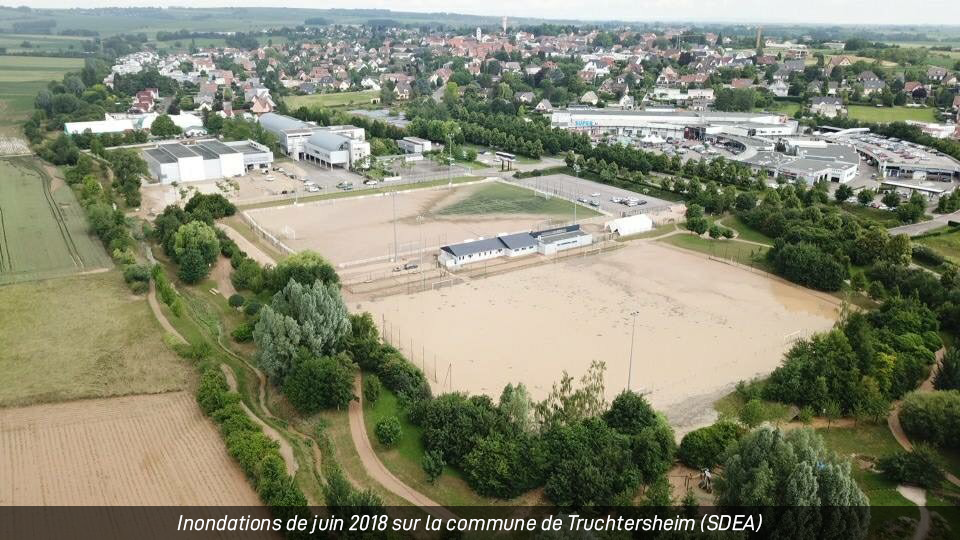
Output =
[
  {"x1": 534, "y1": 360, "x2": 607, "y2": 429},
  {"x1": 462, "y1": 432, "x2": 538, "y2": 498},
  {"x1": 106, "y1": 148, "x2": 149, "y2": 206},
  {"x1": 270, "y1": 251, "x2": 339, "y2": 291},
  {"x1": 878, "y1": 446, "x2": 945, "y2": 489},
  {"x1": 498, "y1": 383, "x2": 534, "y2": 434},
  {"x1": 857, "y1": 189, "x2": 875, "y2": 206},
  {"x1": 834, "y1": 184, "x2": 854, "y2": 203},
  {"x1": 603, "y1": 390, "x2": 676, "y2": 483},
  {"x1": 268, "y1": 279, "x2": 351, "y2": 356},
  {"x1": 934, "y1": 348, "x2": 960, "y2": 390},
  {"x1": 414, "y1": 393, "x2": 502, "y2": 466},
  {"x1": 173, "y1": 221, "x2": 220, "y2": 283},
  {"x1": 541, "y1": 418, "x2": 640, "y2": 507},
  {"x1": 284, "y1": 353, "x2": 356, "y2": 413},
  {"x1": 375, "y1": 416, "x2": 403, "y2": 447},
  {"x1": 679, "y1": 421, "x2": 744, "y2": 469},
  {"x1": 253, "y1": 307, "x2": 302, "y2": 383},
  {"x1": 882, "y1": 191, "x2": 901, "y2": 208},
  {"x1": 443, "y1": 82, "x2": 460, "y2": 105},
  {"x1": 150, "y1": 114, "x2": 182, "y2": 138},
  {"x1": 686, "y1": 216, "x2": 709, "y2": 235},
  {"x1": 363, "y1": 374, "x2": 383, "y2": 404},
  {"x1": 739, "y1": 398, "x2": 764, "y2": 428},
  {"x1": 899, "y1": 390, "x2": 960, "y2": 448},
  {"x1": 421, "y1": 450, "x2": 445, "y2": 483},
  {"x1": 717, "y1": 428, "x2": 869, "y2": 538}
]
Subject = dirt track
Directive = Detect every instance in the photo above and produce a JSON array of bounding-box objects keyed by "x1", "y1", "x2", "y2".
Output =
[
  {"x1": 0, "y1": 392, "x2": 261, "y2": 505},
  {"x1": 348, "y1": 376, "x2": 457, "y2": 520}
]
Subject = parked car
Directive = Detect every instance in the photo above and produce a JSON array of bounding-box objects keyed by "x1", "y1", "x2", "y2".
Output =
[
  {"x1": 589, "y1": 199, "x2": 600, "y2": 207},
  {"x1": 364, "y1": 179, "x2": 378, "y2": 186},
  {"x1": 403, "y1": 262, "x2": 418, "y2": 270}
]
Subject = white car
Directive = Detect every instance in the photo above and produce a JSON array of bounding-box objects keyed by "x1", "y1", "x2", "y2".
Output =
[
  {"x1": 265, "y1": 175, "x2": 275, "y2": 182},
  {"x1": 591, "y1": 192, "x2": 601, "y2": 197},
  {"x1": 364, "y1": 180, "x2": 378, "y2": 186},
  {"x1": 306, "y1": 185, "x2": 321, "y2": 193}
]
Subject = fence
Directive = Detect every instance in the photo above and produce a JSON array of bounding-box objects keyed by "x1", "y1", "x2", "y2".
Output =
[
  {"x1": 239, "y1": 211, "x2": 295, "y2": 256},
  {"x1": 379, "y1": 314, "x2": 446, "y2": 387}
]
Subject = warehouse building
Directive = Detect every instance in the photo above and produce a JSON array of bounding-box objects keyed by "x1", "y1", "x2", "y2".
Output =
[
  {"x1": 142, "y1": 139, "x2": 273, "y2": 184},
  {"x1": 550, "y1": 108, "x2": 798, "y2": 139},
  {"x1": 397, "y1": 136, "x2": 433, "y2": 154},
  {"x1": 258, "y1": 113, "x2": 370, "y2": 167}
]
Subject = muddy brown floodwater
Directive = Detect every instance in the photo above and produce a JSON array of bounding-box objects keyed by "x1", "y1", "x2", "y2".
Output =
[{"x1": 362, "y1": 242, "x2": 840, "y2": 433}]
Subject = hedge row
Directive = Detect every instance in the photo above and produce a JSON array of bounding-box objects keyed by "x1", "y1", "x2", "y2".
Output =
[{"x1": 195, "y1": 363, "x2": 308, "y2": 520}]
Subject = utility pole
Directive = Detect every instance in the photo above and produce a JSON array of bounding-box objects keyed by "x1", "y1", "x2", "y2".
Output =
[{"x1": 627, "y1": 310, "x2": 638, "y2": 391}]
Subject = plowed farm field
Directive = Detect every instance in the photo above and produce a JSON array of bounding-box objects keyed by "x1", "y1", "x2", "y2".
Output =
[{"x1": 0, "y1": 392, "x2": 260, "y2": 505}]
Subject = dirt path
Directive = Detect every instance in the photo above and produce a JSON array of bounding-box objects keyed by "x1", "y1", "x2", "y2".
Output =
[
  {"x1": 211, "y1": 257, "x2": 237, "y2": 297},
  {"x1": 897, "y1": 485, "x2": 931, "y2": 540},
  {"x1": 220, "y1": 365, "x2": 298, "y2": 476},
  {"x1": 217, "y1": 222, "x2": 277, "y2": 266},
  {"x1": 148, "y1": 280, "x2": 185, "y2": 343},
  {"x1": 888, "y1": 348, "x2": 960, "y2": 489},
  {"x1": 348, "y1": 376, "x2": 457, "y2": 520}
]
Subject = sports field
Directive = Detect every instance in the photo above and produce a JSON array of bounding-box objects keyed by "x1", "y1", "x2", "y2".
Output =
[
  {"x1": 847, "y1": 105, "x2": 937, "y2": 124},
  {"x1": 0, "y1": 56, "x2": 83, "y2": 136},
  {"x1": 0, "y1": 392, "x2": 261, "y2": 505},
  {"x1": 0, "y1": 270, "x2": 188, "y2": 407},
  {"x1": 284, "y1": 90, "x2": 380, "y2": 109},
  {"x1": 0, "y1": 157, "x2": 111, "y2": 284},
  {"x1": 363, "y1": 241, "x2": 840, "y2": 430},
  {"x1": 247, "y1": 181, "x2": 588, "y2": 266}
]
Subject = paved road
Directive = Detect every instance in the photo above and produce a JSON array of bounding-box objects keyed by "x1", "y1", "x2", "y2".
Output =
[
  {"x1": 515, "y1": 173, "x2": 674, "y2": 217},
  {"x1": 889, "y1": 210, "x2": 960, "y2": 236}
]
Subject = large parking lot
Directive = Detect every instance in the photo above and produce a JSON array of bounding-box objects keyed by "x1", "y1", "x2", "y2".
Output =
[{"x1": 514, "y1": 173, "x2": 675, "y2": 218}]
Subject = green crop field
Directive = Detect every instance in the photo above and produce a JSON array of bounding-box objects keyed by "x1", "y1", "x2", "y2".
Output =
[
  {"x1": 0, "y1": 270, "x2": 189, "y2": 407},
  {"x1": 284, "y1": 90, "x2": 380, "y2": 109},
  {"x1": 847, "y1": 105, "x2": 937, "y2": 124},
  {"x1": 0, "y1": 33, "x2": 90, "y2": 54},
  {"x1": 0, "y1": 157, "x2": 111, "y2": 284},
  {"x1": 434, "y1": 181, "x2": 601, "y2": 217},
  {"x1": 0, "y1": 55, "x2": 82, "y2": 135}
]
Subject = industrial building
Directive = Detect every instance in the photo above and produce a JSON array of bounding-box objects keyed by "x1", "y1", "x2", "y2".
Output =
[
  {"x1": 550, "y1": 108, "x2": 798, "y2": 139},
  {"x1": 438, "y1": 225, "x2": 593, "y2": 268},
  {"x1": 739, "y1": 142, "x2": 861, "y2": 184},
  {"x1": 258, "y1": 113, "x2": 370, "y2": 168},
  {"x1": 65, "y1": 112, "x2": 207, "y2": 137},
  {"x1": 397, "y1": 136, "x2": 433, "y2": 154},
  {"x1": 827, "y1": 130, "x2": 960, "y2": 181},
  {"x1": 142, "y1": 139, "x2": 273, "y2": 184}
]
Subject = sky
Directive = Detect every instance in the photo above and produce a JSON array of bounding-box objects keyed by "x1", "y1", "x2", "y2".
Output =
[{"x1": 14, "y1": 0, "x2": 960, "y2": 25}]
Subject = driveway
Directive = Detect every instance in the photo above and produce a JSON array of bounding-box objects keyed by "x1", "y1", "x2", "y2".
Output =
[{"x1": 889, "y1": 210, "x2": 960, "y2": 236}]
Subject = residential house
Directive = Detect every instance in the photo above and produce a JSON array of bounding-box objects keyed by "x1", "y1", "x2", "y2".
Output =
[
  {"x1": 729, "y1": 78, "x2": 755, "y2": 89},
  {"x1": 768, "y1": 80, "x2": 789, "y2": 97},
  {"x1": 904, "y1": 81, "x2": 928, "y2": 99},
  {"x1": 393, "y1": 81, "x2": 412, "y2": 100},
  {"x1": 809, "y1": 96, "x2": 845, "y2": 118},
  {"x1": 250, "y1": 95, "x2": 275, "y2": 115},
  {"x1": 858, "y1": 71, "x2": 880, "y2": 82},
  {"x1": 861, "y1": 79, "x2": 886, "y2": 96},
  {"x1": 656, "y1": 66, "x2": 678, "y2": 86},
  {"x1": 514, "y1": 91, "x2": 535, "y2": 104},
  {"x1": 580, "y1": 91, "x2": 599, "y2": 105},
  {"x1": 534, "y1": 99, "x2": 553, "y2": 113},
  {"x1": 928, "y1": 66, "x2": 948, "y2": 82}
]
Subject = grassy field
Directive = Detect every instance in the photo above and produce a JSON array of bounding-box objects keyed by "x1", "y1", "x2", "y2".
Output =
[
  {"x1": 284, "y1": 90, "x2": 380, "y2": 109},
  {"x1": 658, "y1": 232, "x2": 771, "y2": 268},
  {"x1": 915, "y1": 228, "x2": 960, "y2": 265},
  {"x1": 766, "y1": 101, "x2": 801, "y2": 117},
  {"x1": 0, "y1": 55, "x2": 82, "y2": 136},
  {"x1": 847, "y1": 105, "x2": 938, "y2": 124},
  {"x1": 0, "y1": 270, "x2": 189, "y2": 407},
  {"x1": 435, "y1": 181, "x2": 600, "y2": 217},
  {"x1": 720, "y1": 215, "x2": 774, "y2": 245},
  {"x1": 0, "y1": 157, "x2": 111, "y2": 284},
  {"x1": 237, "y1": 175, "x2": 479, "y2": 210}
]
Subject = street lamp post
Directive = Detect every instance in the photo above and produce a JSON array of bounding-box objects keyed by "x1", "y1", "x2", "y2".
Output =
[{"x1": 627, "y1": 310, "x2": 639, "y2": 391}]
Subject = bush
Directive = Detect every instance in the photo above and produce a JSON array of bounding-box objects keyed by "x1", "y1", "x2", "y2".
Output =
[
  {"x1": 935, "y1": 349, "x2": 960, "y2": 390},
  {"x1": 375, "y1": 416, "x2": 402, "y2": 447},
  {"x1": 899, "y1": 390, "x2": 960, "y2": 448},
  {"x1": 228, "y1": 293, "x2": 245, "y2": 308},
  {"x1": 913, "y1": 245, "x2": 945, "y2": 267},
  {"x1": 244, "y1": 300, "x2": 262, "y2": 317},
  {"x1": 231, "y1": 322, "x2": 254, "y2": 343},
  {"x1": 422, "y1": 449, "x2": 445, "y2": 483},
  {"x1": 678, "y1": 421, "x2": 744, "y2": 470},
  {"x1": 462, "y1": 433, "x2": 539, "y2": 499},
  {"x1": 878, "y1": 446, "x2": 945, "y2": 489},
  {"x1": 363, "y1": 374, "x2": 382, "y2": 404},
  {"x1": 378, "y1": 353, "x2": 431, "y2": 401},
  {"x1": 122, "y1": 263, "x2": 151, "y2": 286},
  {"x1": 284, "y1": 354, "x2": 356, "y2": 413}
]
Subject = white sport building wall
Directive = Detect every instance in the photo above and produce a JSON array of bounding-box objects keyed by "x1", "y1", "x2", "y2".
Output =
[{"x1": 605, "y1": 214, "x2": 654, "y2": 236}]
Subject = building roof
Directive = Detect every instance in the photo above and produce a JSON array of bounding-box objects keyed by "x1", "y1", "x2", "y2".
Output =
[
  {"x1": 498, "y1": 232, "x2": 537, "y2": 250},
  {"x1": 197, "y1": 139, "x2": 240, "y2": 156},
  {"x1": 259, "y1": 112, "x2": 310, "y2": 133},
  {"x1": 159, "y1": 143, "x2": 199, "y2": 159},
  {"x1": 306, "y1": 130, "x2": 350, "y2": 151},
  {"x1": 441, "y1": 237, "x2": 506, "y2": 258},
  {"x1": 144, "y1": 148, "x2": 176, "y2": 164}
]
